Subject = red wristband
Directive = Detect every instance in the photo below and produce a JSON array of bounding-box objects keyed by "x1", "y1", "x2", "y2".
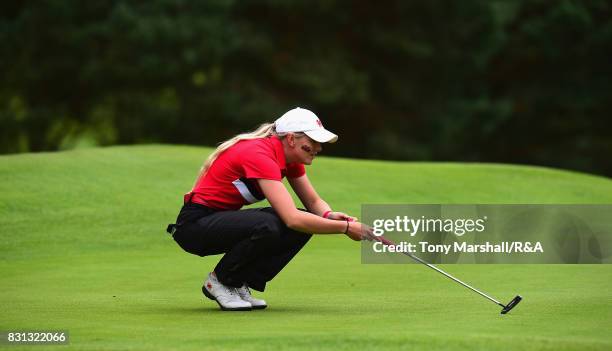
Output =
[{"x1": 322, "y1": 210, "x2": 332, "y2": 219}]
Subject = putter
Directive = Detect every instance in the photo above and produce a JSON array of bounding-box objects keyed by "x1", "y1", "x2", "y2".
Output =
[{"x1": 374, "y1": 235, "x2": 522, "y2": 314}]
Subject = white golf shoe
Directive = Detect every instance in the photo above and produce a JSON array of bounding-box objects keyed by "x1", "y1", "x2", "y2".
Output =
[
  {"x1": 202, "y1": 272, "x2": 252, "y2": 311},
  {"x1": 236, "y1": 284, "x2": 267, "y2": 310}
]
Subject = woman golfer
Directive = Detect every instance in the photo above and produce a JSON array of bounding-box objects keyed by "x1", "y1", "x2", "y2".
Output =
[{"x1": 168, "y1": 107, "x2": 372, "y2": 311}]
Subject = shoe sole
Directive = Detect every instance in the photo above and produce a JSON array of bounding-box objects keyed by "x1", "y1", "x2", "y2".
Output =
[{"x1": 202, "y1": 285, "x2": 252, "y2": 311}]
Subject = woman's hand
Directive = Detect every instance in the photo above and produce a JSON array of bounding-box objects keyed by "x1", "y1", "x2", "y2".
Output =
[
  {"x1": 325, "y1": 212, "x2": 373, "y2": 241},
  {"x1": 326, "y1": 211, "x2": 358, "y2": 222},
  {"x1": 344, "y1": 220, "x2": 375, "y2": 241}
]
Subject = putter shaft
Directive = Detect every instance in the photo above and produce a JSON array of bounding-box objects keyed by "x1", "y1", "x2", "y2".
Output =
[{"x1": 376, "y1": 236, "x2": 504, "y2": 307}]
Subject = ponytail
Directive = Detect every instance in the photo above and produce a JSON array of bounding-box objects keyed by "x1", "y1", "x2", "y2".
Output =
[{"x1": 194, "y1": 123, "x2": 276, "y2": 185}]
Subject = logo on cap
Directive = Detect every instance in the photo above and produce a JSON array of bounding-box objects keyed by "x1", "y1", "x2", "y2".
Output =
[{"x1": 316, "y1": 119, "x2": 322, "y2": 127}]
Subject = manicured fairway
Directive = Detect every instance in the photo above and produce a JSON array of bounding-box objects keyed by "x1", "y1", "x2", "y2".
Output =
[{"x1": 1, "y1": 145, "x2": 611, "y2": 350}]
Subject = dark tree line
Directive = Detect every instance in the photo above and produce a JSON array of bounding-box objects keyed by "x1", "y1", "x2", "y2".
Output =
[{"x1": 1, "y1": 0, "x2": 611, "y2": 176}]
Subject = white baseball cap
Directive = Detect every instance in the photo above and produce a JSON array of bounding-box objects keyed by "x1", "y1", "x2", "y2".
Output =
[{"x1": 275, "y1": 107, "x2": 338, "y2": 143}]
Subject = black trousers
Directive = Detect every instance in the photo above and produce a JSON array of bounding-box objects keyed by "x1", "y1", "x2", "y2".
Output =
[{"x1": 172, "y1": 203, "x2": 312, "y2": 292}]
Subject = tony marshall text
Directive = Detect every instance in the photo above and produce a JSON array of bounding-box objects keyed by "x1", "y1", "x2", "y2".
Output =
[{"x1": 372, "y1": 241, "x2": 544, "y2": 254}]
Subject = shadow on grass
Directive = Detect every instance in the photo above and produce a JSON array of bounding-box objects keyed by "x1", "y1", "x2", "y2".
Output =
[{"x1": 148, "y1": 304, "x2": 352, "y2": 315}]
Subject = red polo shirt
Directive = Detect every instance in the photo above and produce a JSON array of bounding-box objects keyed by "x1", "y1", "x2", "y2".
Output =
[{"x1": 188, "y1": 136, "x2": 306, "y2": 210}]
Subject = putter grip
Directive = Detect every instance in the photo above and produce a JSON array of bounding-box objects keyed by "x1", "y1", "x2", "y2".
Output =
[{"x1": 377, "y1": 236, "x2": 395, "y2": 246}]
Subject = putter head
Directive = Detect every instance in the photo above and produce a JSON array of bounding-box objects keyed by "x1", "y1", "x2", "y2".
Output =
[{"x1": 500, "y1": 295, "x2": 522, "y2": 314}]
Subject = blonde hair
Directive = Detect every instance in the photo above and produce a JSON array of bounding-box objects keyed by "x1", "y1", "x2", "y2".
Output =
[{"x1": 194, "y1": 123, "x2": 304, "y2": 185}]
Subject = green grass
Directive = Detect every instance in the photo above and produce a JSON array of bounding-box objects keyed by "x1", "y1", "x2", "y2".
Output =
[{"x1": 1, "y1": 144, "x2": 611, "y2": 350}]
